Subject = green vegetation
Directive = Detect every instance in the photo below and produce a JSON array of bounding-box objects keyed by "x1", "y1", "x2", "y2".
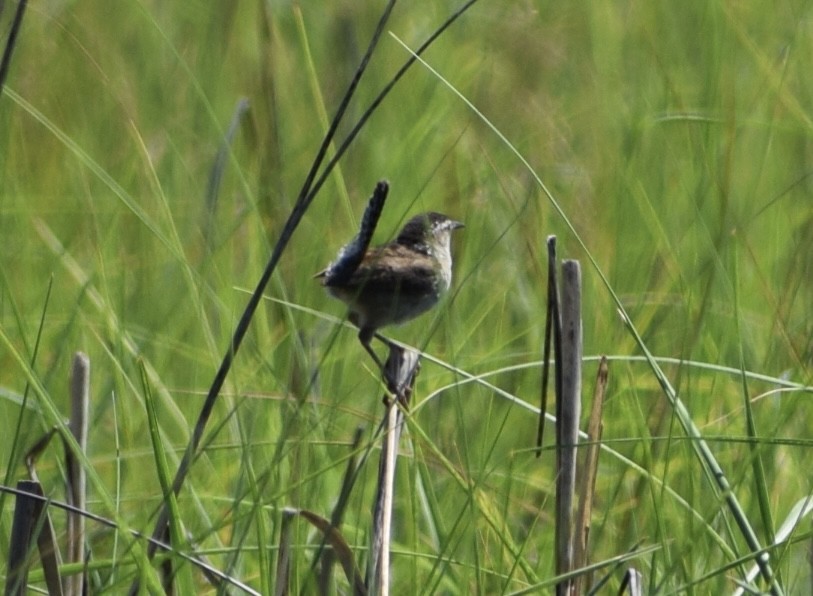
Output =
[{"x1": 2, "y1": 1, "x2": 812, "y2": 593}]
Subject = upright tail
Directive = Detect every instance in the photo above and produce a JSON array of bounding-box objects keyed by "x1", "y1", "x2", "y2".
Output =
[{"x1": 321, "y1": 180, "x2": 389, "y2": 286}]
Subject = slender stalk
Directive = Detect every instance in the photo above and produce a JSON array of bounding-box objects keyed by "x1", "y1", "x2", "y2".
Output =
[
  {"x1": 0, "y1": 0, "x2": 27, "y2": 95},
  {"x1": 572, "y1": 356, "x2": 608, "y2": 594},
  {"x1": 536, "y1": 235, "x2": 558, "y2": 455},
  {"x1": 368, "y1": 347, "x2": 420, "y2": 595}
]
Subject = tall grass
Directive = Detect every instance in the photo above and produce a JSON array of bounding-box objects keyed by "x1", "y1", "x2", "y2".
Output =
[{"x1": 2, "y1": 1, "x2": 812, "y2": 593}]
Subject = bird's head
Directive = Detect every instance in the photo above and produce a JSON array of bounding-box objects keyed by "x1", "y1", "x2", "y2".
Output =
[{"x1": 396, "y1": 212, "x2": 464, "y2": 255}]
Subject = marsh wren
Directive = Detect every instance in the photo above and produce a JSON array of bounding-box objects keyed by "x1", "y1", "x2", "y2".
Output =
[{"x1": 317, "y1": 182, "x2": 463, "y2": 372}]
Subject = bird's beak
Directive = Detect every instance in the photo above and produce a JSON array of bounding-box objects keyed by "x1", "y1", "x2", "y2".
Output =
[{"x1": 451, "y1": 220, "x2": 464, "y2": 230}]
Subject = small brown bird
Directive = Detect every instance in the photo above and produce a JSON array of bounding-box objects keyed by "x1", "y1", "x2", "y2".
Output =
[{"x1": 318, "y1": 196, "x2": 463, "y2": 372}]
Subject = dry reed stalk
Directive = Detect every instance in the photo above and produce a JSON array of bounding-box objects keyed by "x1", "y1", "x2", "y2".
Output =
[
  {"x1": 368, "y1": 346, "x2": 420, "y2": 596},
  {"x1": 555, "y1": 260, "x2": 582, "y2": 596},
  {"x1": 572, "y1": 356, "x2": 608, "y2": 594},
  {"x1": 65, "y1": 352, "x2": 90, "y2": 596}
]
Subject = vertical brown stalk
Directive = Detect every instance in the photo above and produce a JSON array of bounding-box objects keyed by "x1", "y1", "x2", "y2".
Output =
[
  {"x1": 572, "y1": 356, "x2": 608, "y2": 594},
  {"x1": 65, "y1": 352, "x2": 89, "y2": 596},
  {"x1": 368, "y1": 346, "x2": 420, "y2": 595},
  {"x1": 556, "y1": 260, "x2": 581, "y2": 595}
]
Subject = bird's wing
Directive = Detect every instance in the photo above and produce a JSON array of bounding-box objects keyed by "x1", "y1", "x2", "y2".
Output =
[{"x1": 331, "y1": 245, "x2": 437, "y2": 295}]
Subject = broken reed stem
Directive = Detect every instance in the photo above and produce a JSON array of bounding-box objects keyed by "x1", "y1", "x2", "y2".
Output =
[
  {"x1": 368, "y1": 346, "x2": 420, "y2": 596},
  {"x1": 6, "y1": 481, "x2": 44, "y2": 596},
  {"x1": 6, "y1": 480, "x2": 63, "y2": 596},
  {"x1": 65, "y1": 352, "x2": 89, "y2": 596},
  {"x1": 556, "y1": 260, "x2": 582, "y2": 596},
  {"x1": 274, "y1": 509, "x2": 296, "y2": 596},
  {"x1": 371, "y1": 401, "x2": 399, "y2": 596},
  {"x1": 537, "y1": 235, "x2": 559, "y2": 455},
  {"x1": 572, "y1": 356, "x2": 608, "y2": 595}
]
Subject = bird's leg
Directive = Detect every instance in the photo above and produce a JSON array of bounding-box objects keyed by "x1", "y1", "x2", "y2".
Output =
[
  {"x1": 358, "y1": 327, "x2": 386, "y2": 372},
  {"x1": 359, "y1": 327, "x2": 405, "y2": 393}
]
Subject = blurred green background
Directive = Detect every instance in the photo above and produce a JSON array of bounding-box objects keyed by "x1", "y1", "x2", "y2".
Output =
[{"x1": 1, "y1": 1, "x2": 812, "y2": 593}]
